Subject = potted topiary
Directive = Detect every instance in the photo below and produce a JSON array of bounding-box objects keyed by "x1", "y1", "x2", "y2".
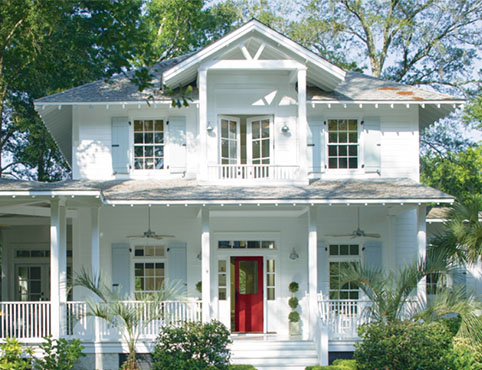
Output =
[{"x1": 288, "y1": 281, "x2": 300, "y2": 336}]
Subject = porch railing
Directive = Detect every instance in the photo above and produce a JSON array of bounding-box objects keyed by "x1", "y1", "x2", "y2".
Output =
[
  {"x1": 318, "y1": 298, "x2": 371, "y2": 340},
  {"x1": 208, "y1": 164, "x2": 300, "y2": 182},
  {"x1": 0, "y1": 301, "x2": 51, "y2": 339},
  {"x1": 65, "y1": 300, "x2": 202, "y2": 340}
]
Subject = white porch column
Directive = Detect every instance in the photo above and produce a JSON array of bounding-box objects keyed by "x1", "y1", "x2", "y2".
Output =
[
  {"x1": 201, "y1": 206, "x2": 211, "y2": 322},
  {"x1": 59, "y1": 199, "x2": 67, "y2": 336},
  {"x1": 199, "y1": 69, "x2": 208, "y2": 181},
  {"x1": 50, "y1": 198, "x2": 61, "y2": 338},
  {"x1": 91, "y1": 207, "x2": 100, "y2": 280},
  {"x1": 417, "y1": 205, "x2": 427, "y2": 301},
  {"x1": 297, "y1": 68, "x2": 308, "y2": 179},
  {"x1": 308, "y1": 206, "x2": 318, "y2": 339}
]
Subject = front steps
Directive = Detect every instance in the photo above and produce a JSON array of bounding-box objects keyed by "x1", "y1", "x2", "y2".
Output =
[{"x1": 230, "y1": 336, "x2": 319, "y2": 370}]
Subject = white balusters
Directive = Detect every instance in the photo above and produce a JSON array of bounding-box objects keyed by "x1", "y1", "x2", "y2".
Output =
[{"x1": 0, "y1": 301, "x2": 51, "y2": 339}]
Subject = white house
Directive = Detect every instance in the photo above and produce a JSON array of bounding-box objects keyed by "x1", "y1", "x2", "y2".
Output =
[{"x1": 0, "y1": 20, "x2": 467, "y2": 369}]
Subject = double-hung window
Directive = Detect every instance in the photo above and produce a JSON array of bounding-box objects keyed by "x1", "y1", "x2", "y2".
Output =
[
  {"x1": 327, "y1": 119, "x2": 358, "y2": 170},
  {"x1": 328, "y1": 244, "x2": 360, "y2": 300},
  {"x1": 133, "y1": 245, "x2": 165, "y2": 298},
  {"x1": 133, "y1": 119, "x2": 165, "y2": 170}
]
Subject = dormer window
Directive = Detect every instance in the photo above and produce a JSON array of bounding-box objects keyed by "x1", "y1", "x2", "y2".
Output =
[
  {"x1": 133, "y1": 119, "x2": 165, "y2": 170},
  {"x1": 327, "y1": 119, "x2": 358, "y2": 169}
]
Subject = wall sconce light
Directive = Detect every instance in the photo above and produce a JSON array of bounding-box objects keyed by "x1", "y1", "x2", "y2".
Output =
[
  {"x1": 281, "y1": 123, "x2": 290, "y2": 134},
  {"x1": 206, "y1": 122, "x2": 214, "y2": 132},
  {"x1": 289, "y1": 248, "x2": 299, "y2": 260}
]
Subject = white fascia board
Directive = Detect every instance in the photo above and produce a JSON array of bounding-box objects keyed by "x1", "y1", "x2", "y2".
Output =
[
  {"x1": 200, "y1": 59, "x2": 306, "y2": 71},
  {"x1": 0, "y1": 191, "x2": 101, "y2": 198},
  {"x1": 34, "y1": 100, "x2": 177, "y2": 108},
  {"x1": 103, "y1": 198, "x2": 453, "y2": 206},
  {"x1": 308, "y1": 100, "x2": 465, "y2": 106},
  {"x1": 163, "y1": 20, "x2": 346, "y2": 85}
]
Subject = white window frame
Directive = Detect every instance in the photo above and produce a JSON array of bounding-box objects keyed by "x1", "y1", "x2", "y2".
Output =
[
  {"x1": 327, "y1": 243, "x2": 362, "y2": 300},
  {"x1": 324, "y1": 115, "x2": 365, "y2": 175},
  {"x1": 129, "y1": 116, "x2": 170, "y2": 175},
  {"x1": 246, "y1": 115, "x2": 273, "y2": 166},
  {"x1": 130, "y1": 243, "x2": 167, "y2": 296},
  {"x1": 218, "y1": 115, "x2": 241, "y2": 165}
]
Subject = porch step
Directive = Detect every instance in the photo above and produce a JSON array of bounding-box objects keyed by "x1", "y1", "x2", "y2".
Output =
[{"x1": 230, "y1": 338, "x2": 318, "y2": 370}]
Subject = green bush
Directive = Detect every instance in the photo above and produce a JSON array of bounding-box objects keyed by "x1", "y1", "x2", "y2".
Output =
[
  {"x1": 305, "y1": 360, "x2": 356, "y2": 370},
  {"x1": 289, "y1": 281, "x2": 299, "y2": 293},
  {"x1": 35, "y1": 336, "x2": 85, "y2": 370},
  {"x1": 228, "y1": 365, "x2": 256, "y2": 370},
  {"x1": 153, "y1": 320, "x2": 231, "y2": 370},
  {"x1": 0, "y1": 337, "x2": 33, "y2": 370},
  {"x1": 354, "y1": 320, "x2": 454, "y2": 370},
  {"x1": 288, "y1": 297, "x2": 299, "y2": 309},
  {"x1": 445, "y1": 337, "x2": 482, "y2": 370},
  {"x1": 288, "y1": 311, "x2": 300, "y2": 323}
]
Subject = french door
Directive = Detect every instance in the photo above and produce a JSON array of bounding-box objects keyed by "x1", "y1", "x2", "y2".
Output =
[
  {"x1": 15, "y1": 264, "x2": 50, "y2": 301},
  {"x1": 233, "y1": 256, "x2": 263, "y2": 333}
]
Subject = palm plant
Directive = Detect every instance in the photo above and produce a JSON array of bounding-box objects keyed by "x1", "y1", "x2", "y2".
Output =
[
  {"x1": 430, "y1": 194, "x2": 482, "y2": 264},
  {"x1": 341, "y1": 257, "x2": 482, "y2": 343},
  {"x1": 74, "y1": 269, "x2": 182, "y2": 370}
]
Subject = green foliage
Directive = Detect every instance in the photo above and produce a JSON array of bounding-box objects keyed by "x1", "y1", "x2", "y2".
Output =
[
  {"x1": 289, "y1": 281, "x2": 299, "y2": 293},
  {"x1": 196, "y1": 281, "x2": 202, "y2": 293},
  {"x1": 429, "y1": 195, "x2": 482, "y2": 264},
  {"x1": 288, "y1": 311, "x2": 300, "y2": 323},
  {"x1": 74, "y1": 269, "x2": 182, "y2": 370},
  {"x1": 153, "y1": 320, "x2": 231, "y2": 370},
  {"x1": 446, "y1": 337, "x2": 482, "y2": 370},
  {"x1": 354, "y1": 321, "x2": 455, "y2": 370},
  {"x1": 288, "y1": 296, "x2": 299, "y2": 309},
  {"x1": 306, "y1": 360, "x2": 357, "y2": 370},
  {"x1": 0, "y1": 337, "x2": 32, "y2": 370},
  {"x1": 35, "y1": 336, "x2": 85, "y2": 370},
  {"x1": 421, "y1": 146, "x2": 482, "y2": 200},
  {"x1": 464, "y1": 94, "x2": 482, "y2": 129},
  {"x1": 228, "y1": 365, "x2": 257, "y2": 370}
]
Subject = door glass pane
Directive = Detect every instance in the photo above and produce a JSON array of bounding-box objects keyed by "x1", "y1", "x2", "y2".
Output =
[
  {"x1": 262, "y1": 120, "x2": 270, "y2": 138},
  {"x1": 252, "y1": 122, "x2": 260, "y2": 139},
  {"x1": 239, "y1": 261, "x2": 258, "y2": 295}
]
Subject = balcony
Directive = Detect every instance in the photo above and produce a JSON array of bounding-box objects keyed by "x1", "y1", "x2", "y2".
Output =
[{"x1": 207, "y1": 164, "x2": 302, "y2": 184}]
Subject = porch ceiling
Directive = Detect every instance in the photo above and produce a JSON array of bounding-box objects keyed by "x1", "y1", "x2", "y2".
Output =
[{"x1": 0, "y1": 178, "x2": 453, "y2": 205}]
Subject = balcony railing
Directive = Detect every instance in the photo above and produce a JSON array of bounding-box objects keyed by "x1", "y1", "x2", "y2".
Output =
[
  {"x1": 1, "y1": 300, "x2": 201, "y2": 342},
  {"x1": 208, "y1": 164, "x2": 300, "y2": 183}
]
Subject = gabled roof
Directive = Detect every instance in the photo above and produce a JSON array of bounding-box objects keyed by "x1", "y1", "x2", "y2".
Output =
[{"x1": 161, "y1": 19, "x2": 346, "y2": 91}]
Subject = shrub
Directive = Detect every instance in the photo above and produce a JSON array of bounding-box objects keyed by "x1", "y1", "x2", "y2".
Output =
[
  {"x1": 0, "y1": 337, "x2": 33, "y2": 370},
  {"x1": 305, "y1": 361, "x2": 357, "y2": 370},
  {"x1": 288, "y1": 297, "x2": 299, "y2": 309},
  {"x1": 354, "y1": 320, "x2": 454, "y2": 370},
  {"x1": 228, "y1": 365, "x2": 256, "y2": 370},
  {"x1": 35, "y1": 336, "x2": 85, "y2": 370},
  {"x1": 153, "y1": 320, "x2": 231, "y2": 370},
  {"x1": 445, "y1": 337, "x2": 482, "y2": 370},
  {"x1": 288, "y1": 311, "x2": 300, "y2": 323},
  {"x1": 289, "y1": 282, "x2": 299, "y2": 293}
]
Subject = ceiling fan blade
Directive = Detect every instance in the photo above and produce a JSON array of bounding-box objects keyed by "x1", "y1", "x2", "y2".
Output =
[
  {"x1": 326, "y1": 234, "x2": 356, "y2": 237},
  {"x1": 153, "y1": 234, "x2": 175, "y2": 239},
  {"x1": 127, "y1": 234, "x2": 145, "y2": 239},
  {"x1": 364, "y1": 233, "x2": 381, "y2": 238}
]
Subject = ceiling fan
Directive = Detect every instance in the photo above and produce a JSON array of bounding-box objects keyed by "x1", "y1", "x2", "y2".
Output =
[
  {"x1": 326, "y1": 207, "x2": 381, "y2": 239},
  {"x1": 127, "y1": 207, "x2": 174, "y2": 240}
]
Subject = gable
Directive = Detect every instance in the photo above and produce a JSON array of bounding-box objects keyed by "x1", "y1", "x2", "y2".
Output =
[{"x1": 162, "y1": 19, "x2": 346, "y2": 92}]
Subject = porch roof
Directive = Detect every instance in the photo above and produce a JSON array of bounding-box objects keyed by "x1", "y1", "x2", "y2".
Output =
[{"x1": 0, "y1": 178, "x2": 453, "y2": 204}]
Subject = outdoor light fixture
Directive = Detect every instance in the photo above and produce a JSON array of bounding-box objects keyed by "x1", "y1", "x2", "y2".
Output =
[
  {"x1": 281, "y1": 123, "x2": 290, "y2": 134},
  {"x1": 206, "y1": 122, "x2": 214, "y2": 132},
  {"x1": 289, "y1": 248, "x2": 299, "y2": 260},
  {"x1": 197, "y1": 251, "x2": 202, "y2": 260}
]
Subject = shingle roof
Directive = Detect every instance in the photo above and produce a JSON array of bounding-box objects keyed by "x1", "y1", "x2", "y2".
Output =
[
  {"x1": 35, "y1": 61, "x2": 461, "y2": 104},
  {"x1": 0, "y1": 178, "x2": 453, "y2": 203}
]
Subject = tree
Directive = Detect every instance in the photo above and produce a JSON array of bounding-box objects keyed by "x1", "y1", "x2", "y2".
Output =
[
  {"x1": 74, "y1": 270, "x2": 183, "y2": 370},
  {"x1": 300, "y1": 0, "x2": 482, "y2": 93},
  {"x1": 464, "y1": 93, "x2": 482, "y2": 129},
  {"x1": 0, "y1": 0, "x2": 147, "y2": 181},
  {"x1": 421, "y1": 145, "x2": 482, "y2": 199}
]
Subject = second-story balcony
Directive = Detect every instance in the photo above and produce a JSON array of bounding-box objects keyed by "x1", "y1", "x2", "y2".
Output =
[{"x1": 207, "y1": 164, "x2": 302, "y2": 184}]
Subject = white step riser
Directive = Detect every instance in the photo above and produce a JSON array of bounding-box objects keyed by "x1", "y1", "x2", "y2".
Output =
[
  {"x1": 231, "y1": 350, "x2": 317, "y2": 358},
  {"x1": 231, "y1": 358, "x2": 317, "y2": 366}
]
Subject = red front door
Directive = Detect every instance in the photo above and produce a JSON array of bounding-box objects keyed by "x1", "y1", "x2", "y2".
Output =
[{"x1": 234, "y1": 256, "x2": 263, "y2": 333}]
